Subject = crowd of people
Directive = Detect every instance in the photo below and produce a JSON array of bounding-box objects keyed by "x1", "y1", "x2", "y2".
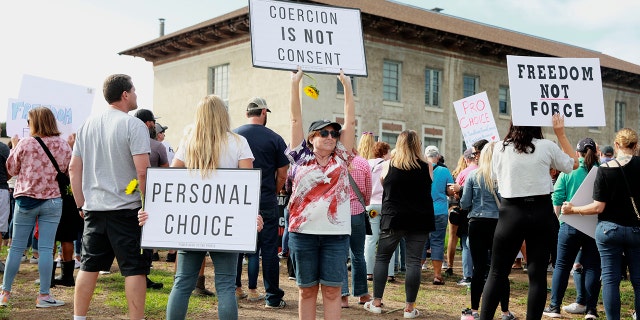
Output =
[{"x1": 0, "y1": 69, "x2": 637, "y2": 320}]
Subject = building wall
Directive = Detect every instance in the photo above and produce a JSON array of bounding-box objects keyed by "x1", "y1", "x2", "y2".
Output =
[{"x1": 153, "y1": 36, "x2": 640, "y2": 161}]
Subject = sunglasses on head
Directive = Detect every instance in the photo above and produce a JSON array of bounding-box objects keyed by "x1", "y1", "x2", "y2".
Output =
[{"x1": 318, "y1": 129, "x2": 340, "y2": 138}]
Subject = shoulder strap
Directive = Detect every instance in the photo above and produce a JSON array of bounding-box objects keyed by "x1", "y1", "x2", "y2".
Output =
[
  {"x1": 371, "y1": 159, "x2": 384, "y2": 173},
  {"x1": 613, "y1": 159, "x2": 640, "y2": 219},
  {"x1": 34, "y1": 137, "x2": 63, "y2": 174},
  {"x1": 348, "y1": 173, "x2": 366, "y2": 208}
]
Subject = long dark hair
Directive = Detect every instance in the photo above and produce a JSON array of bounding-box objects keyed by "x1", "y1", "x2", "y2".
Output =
[
  {"x1": 502, "y1": 121, "x2": 543, "y2": 154},
  {"x1": 581, "y1": 148, "x2": 598, "y2": 171}
]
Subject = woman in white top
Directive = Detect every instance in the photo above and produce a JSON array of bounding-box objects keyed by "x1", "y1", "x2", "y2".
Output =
[{"x1": 480, "y1": 114, "x2": 577, "y2": 320}]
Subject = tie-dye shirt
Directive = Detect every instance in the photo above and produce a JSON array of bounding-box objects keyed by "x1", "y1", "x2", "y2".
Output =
[{"x1": 286, "y1": 140, "x2": 353, "y2": 235}]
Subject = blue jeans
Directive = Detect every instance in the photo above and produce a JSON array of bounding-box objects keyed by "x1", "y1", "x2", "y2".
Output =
[
  {"x1": 2, "y1": 198, "x2": 61, "y2": 294},
  {"x1": 281, "y1": 207, "x2": 290, "y2": 255},
  {"x1": 236, "y1": 252, "x2": 259, "y2": 289},
  {"x1": 364, "y1": 204, "x2": 395, "y2": 276},
  {"x1": 461, "y1": 234, "x2": 473, "y2": 279},
  {"x1": 428, "y1": 214, "x2": 448, "y2": 261},
  {"x1": 342, "y1": 212, "x2": 369, "y2": 297},
  {"x1": 166, "y1": 250, "x2": 238, "y2": 320},
  {"x1": 550, "y1": 223, "x2": 601, "y2": 311},
  {"x1": 595, "y1": 220, "x2": 640, "y2": 320},
  {"x1": 289, "y1": 232, "x2": 349, "y2": 287},
  {"x1": 256, "y1": 207, "x2": 285, "y2": 306}
]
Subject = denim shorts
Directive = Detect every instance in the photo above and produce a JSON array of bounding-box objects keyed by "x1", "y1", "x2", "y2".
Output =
[
  {"x1": 289, "y1": 232, "x2": 349, "y2": 287},
  {"x1": 428, "y1": 214, "x2": 448, "y2": 261}
]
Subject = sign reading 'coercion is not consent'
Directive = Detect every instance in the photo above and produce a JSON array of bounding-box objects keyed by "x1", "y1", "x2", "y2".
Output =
[{"x1": 249, "y1": 0, "x2": 367, "y2": 76}]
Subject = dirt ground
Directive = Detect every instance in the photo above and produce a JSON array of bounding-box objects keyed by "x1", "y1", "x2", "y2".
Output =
[{"x1": 1, "y1": 252, "x2": 624, "y2": 320}]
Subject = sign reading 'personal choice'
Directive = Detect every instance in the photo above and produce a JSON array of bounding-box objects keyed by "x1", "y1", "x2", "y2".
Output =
[
  {"x1": 141, "y1": 168, "x2": 262, "y2": 253},
  {"x1": 249, "y1": 0, "x2": 367, "y2": 76},
  {"x1": 453, "y1": 92, "x2": 500, "y2": 147},
  {"x1": 507, "y1": 56, "x2": 605, "y2": 127}
]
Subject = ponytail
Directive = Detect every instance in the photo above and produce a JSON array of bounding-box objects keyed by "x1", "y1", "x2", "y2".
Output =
[{"x1": 581, "y1": 148, "x2": 598, "y2": 171}]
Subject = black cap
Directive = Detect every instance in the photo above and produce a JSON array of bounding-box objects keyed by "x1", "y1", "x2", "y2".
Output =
[
  {"x1": 601, "y1": 145, "x2": 614, "y2": 156},
  {"x1": 576, "y1": 137, "x2": 596, "y2": 153},
  {"x1": 155, "y1": 122, "x2": 168, "y2": 133},
  {"x1": 134, "y1": 109, "x2": 158, "y2": 122},
  {"x1": 308, "y1": 120, "x2": 341, "y2": 133}
]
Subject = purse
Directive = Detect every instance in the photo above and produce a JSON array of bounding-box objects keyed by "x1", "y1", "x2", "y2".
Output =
[{"x1": 348, "y1": 173, "x2": 373, "y2": 235}]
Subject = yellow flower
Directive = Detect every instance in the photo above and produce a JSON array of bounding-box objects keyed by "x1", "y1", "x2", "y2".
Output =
[
  {"x1": 304, "y1": 85, "x2": 319, "y2": 100},
  {"x1": 125, "y1": 179, "x2": 139, "y2": 195},
  {"x1": 368, "y1": 209, "x2": 378, "y2": 218},
  {"x1": 66, "y1": 184, "x2": 73, "y2": 196}
]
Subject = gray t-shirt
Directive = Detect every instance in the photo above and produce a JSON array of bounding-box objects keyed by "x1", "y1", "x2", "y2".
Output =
[
  {"x1": 150, "y1": 139, "x2": 168, "y2": 167},
  {"x1": 73, "y1": 108, "x2": 151, "y2": 211}
]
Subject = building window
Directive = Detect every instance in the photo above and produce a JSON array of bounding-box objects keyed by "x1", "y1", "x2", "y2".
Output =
[
  {"x1": 380, "y1": 132, "x2": 399, "y2": 149},
  {"x1": 463, "y1": 75, "x2": 478, "y2": 98},
  {"x1": 424, "y1": 69, "x2": 441, "y2": 107},
  {"x1": 383, "y1": 61, "x2": 401, "y2": 102},
  {"x1": 499, "y1": 86, "x2": 510, "y2": 115},
  {"x1": 615, "y1": 101, "x2": 626, "y2": 131},
  {"x1": 423, "y1": 125, "x2": 444, "y2": 153},
  {"x1": 209, "y1": 64, "x2": 229, "y2": 106},
  {"x1": 336, "y1": 78, "x2": 357, "y2": 96}
]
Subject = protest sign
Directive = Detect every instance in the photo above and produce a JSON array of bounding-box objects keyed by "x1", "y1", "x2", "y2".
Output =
[
  {"x1": 453, "y1": 91, "x2": 500, "y2": 147},
  {"x1": 560, "y1": 166, "x2": 598, "y2": 239},
  {"x1": 506, "y1": 56, "x2": 605, "y2": 127},
  {"x1": 7, "y1": 75, "x2": 93, "y2": 138},
  {"x1": 249, "y1": 0, "x2": 367, "y2": 76},
  {"x1": 141, "y1": 168, "x2": 262, "y2": 252}
]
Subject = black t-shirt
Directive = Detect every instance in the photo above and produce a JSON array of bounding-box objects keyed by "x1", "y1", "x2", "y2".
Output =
[
  {"x1": 0, "y1": 142, "x2": 9, "y2": 190},
  {"x1": 594, "y1": 156, "x2": 640, "y2": 227}
]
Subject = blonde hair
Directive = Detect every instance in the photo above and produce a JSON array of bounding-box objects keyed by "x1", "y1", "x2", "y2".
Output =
[
  {"x1": 29, "y1": 107, "x2": 61, "y2": 137},
  {"x1": 477, "y1": 141, "x2": 496, "y2": 191},
  {"x1": 615, "y1": 128, "x2": 638, "y2": 151},
  {"x1": 390, "y1": 130, "x2": 424, "y2": 170},
  {"x1": 451, "y1": 155, "x2": 468, "y2": 179},
  {"x1": 183, "y1": 95, "x2": 240, "y2": 178},
  {"x1": 357, "y1": 133, "x2": 375, "y2": 159}
]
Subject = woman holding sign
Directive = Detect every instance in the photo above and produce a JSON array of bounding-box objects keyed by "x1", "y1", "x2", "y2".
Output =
[
  {"x1": 562, "y1": 128, "x2": 640, "y2": 320},
  {"x1": 286, "y1": 67, "x2": 355, "y2": 320},
  {"x1": 480, "y1": 114, "x2": 578, "y2": 320},
  {"x1": 139, "y1": 95, "x2": 259, "y2": 320}
]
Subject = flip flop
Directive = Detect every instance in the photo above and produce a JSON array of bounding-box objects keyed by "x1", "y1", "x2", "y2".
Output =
[{"x1": 433, "y1": 277, "x2": 445, "y2": 285}]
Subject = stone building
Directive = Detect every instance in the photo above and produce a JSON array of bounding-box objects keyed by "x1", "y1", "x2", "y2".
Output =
[{"x1": 120, "y1": 0, "x2": 640, "y2": 159}]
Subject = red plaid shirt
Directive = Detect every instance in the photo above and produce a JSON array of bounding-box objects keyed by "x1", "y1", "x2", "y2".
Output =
[{"x1": 349, "y1": 156, "x2": 372, "y2": 215}]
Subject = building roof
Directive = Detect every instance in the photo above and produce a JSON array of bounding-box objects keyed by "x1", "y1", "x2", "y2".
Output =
[{"x1": 120, "y1": 0, "x2": 640, "y2": 86}]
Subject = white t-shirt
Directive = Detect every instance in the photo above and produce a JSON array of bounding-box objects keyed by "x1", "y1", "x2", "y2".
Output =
[
  {"x1": 174, "y1": 132, "x2": 254, "y2": 169},
  {"x1": 162, "y1": 141, "x2": 175, "y2": 165},
  {"x1": 492, "y1": 138, "x2": 574, "y2": 198}
]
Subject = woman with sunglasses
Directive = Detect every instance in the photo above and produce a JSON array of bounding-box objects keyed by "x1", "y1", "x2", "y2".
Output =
[{"x1": 286, "y1": 66, "x2": 355, "y2": 320}]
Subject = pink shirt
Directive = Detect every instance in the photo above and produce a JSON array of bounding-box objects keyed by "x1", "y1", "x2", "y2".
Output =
[
  {"x1": 455, "y1": 163, "x2": 478, "y2": 187},
  {"x1": 349, "y1": 156, "x2": 372, "y2": 215},
  {"x1": 7, "y1": 136, "x2": 72, "y2": 199},
  {"x1": 368, "y1": 158, "x2": 386, "y2": 204}
]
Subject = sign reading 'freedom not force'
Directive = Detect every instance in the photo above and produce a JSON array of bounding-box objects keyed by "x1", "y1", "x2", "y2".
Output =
[{"x1": 249, "y1": 0, "x2": 367, "y2": 76}]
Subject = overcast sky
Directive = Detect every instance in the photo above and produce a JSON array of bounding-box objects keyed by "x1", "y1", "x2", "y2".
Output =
[{"x1": 1, "y1": 0, "x2": 638, "y2": 122}]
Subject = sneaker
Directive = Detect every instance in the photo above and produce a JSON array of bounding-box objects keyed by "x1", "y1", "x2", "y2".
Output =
[
  {"x1": 29, "y1": 256, "x2": 38, "y2": 264},
  {"x1": 457, "y1": 277, "x2": 472, "y2": 286},
  {"x1": 363, "y1": 301, "x2": 382, "y2": 314},
  {"x1": 461, "y1": 308, "x2": 474, "y2": 320},
  {"x1": 543, "y1": 305, "x2": 562, "y2": 318},
  {"x1": 146, "y1": 277, "x2": 163, "y2": 289},
  {"x1": 99, "y1": 270, "x2": 111, "y2": 275},
  {"x1": 404, "y1": 308, "x2": 420, "y2": 319},
  {"x1": 277, "y1": 252, "x2": 288, "y2": 259},
  {"x1": 247, "y1": 291, "x2": 265, "y2": 302},
  {"x1": 74, "y1": 260, "x2": 81, "y2": 269},
  {"x1": 502, "y1": 312, "x2": 516, "y2": 320},
  {"x1": 265, "y1": 300, "x2": 286, "y2": 309},
  {"x1": 36, "y1": 295, "x2": 65, "y2": 308},
  {"x1": 547, "y1": 263, "x2": 554, "y2": 273},
  {"x1": 0, "y1": 292, "x2": 9, "y2": 307},
  {"x1": 563, "y1": 302, "x2": 587, "y2": 314},
  {"x1": 288, "y1": 276, "x2": 296, "y2": 280},
  {"x1": 442, "y1": 261, "x2": 449, "y2": 269},
  {"x1": 20, "y1": 255, "x2": 27, "y2": 263},
  {"x1": 0, "y1": 261, "x2": 5, "y2": 273},
  {"x1": 445, "y1": 267, "x2": 454, "y2": 276},
  {"x1": 584, "y1": 309, "x2": 598, "y2": 319},
  {"x1": 235, "y1": 288, "x2": 248, "y2": 300},
  {"x1": 633, "y1": 311, "x2": 636, "y2": 320},
  {"x1": 421, "y1": 263, "x2": 428, "y2": 271}
]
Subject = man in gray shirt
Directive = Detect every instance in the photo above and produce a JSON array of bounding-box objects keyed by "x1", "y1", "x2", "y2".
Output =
[{"x1": 70, "y1": 74, "x2": 150, "y2": 320}]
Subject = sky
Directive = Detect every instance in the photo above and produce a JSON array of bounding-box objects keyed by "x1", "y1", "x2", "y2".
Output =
[{"x1": 1, "y1": 0, "x2": 638, "y2": 123}]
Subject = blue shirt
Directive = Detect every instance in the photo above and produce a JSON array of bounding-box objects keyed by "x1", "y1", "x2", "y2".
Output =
[{"x1": 431, "y1": 164, "x2": 453, "y2": 216}]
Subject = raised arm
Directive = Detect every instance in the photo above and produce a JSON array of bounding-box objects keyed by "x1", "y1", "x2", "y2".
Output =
[
  {"x1": 338, "y1": 70, "x2": 355, "y2": 152},
  {"x1": 552, "y1": 113, "x2": 579, "y2": 169},
  {"x1": 290, "y1": 67, "x2": 305, "y2": 147}
]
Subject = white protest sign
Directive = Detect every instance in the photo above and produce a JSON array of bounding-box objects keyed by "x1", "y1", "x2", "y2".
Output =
[
  {"x1": 506, "y1": 56, "x2": 605, "y2": 127},
  {"x1": 7, "y1": 75, "x2": 94, "y2": 138},
  {"x1": 141, "y1": 168, "x2": 262, "y2": 252},
  {"x1": 560, "y1": 166, "x2": 598, "y2": 239},
  {"x1": 249, "y1": 0, "x2": 367, "y2": 76},
  {"x1": 453, "y1": 91, "x2": 500, "y2": 146}
]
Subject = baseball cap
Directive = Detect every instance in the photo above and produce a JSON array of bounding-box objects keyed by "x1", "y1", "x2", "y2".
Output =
[
  {"x1": 155, "y1": 122, "x2": 168, "y2": 134},
  {"x1": 576, "y1": 137, "x2": 596, "y2": 153},
  {"x1": 134, "y1": 109, "x2": 158, "y2": 122},
  {"x1": 463, "y1": 148, "x2": 475, "y2": 159},
  {"x1": 424, "y1": 145, "x2": 439, "y2": 158},
  {"x1": 601, "y1": 145, "x2": 614, "y2": 156},
  {"x1": 308, "y1": 120, "x2": 341, "y2": 133},
  {"x1": 246, "y1": 97, "x2": 271, "y2": 112}
]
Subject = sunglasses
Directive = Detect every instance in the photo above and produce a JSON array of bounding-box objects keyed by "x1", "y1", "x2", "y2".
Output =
[
  {"x1": 318, "y1": 129, "x2": 340, "y2": 139},
  {"x1": 363, "y1": 131, "x2": 374, "y2": 135}
]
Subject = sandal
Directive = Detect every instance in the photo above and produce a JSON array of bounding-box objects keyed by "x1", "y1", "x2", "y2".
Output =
[
  {"x1": 363, "y1": 301, "x2": 382, "y2": 314},
  {"x1": 367, "y1": 274, "x2": 373, "y2": 281},
  {"x1": 432, "y1": 276, "x2": 445, "y2": 285},
  {"x1": 387, "y1": 276, "x2": 396, "y2": 283}
]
